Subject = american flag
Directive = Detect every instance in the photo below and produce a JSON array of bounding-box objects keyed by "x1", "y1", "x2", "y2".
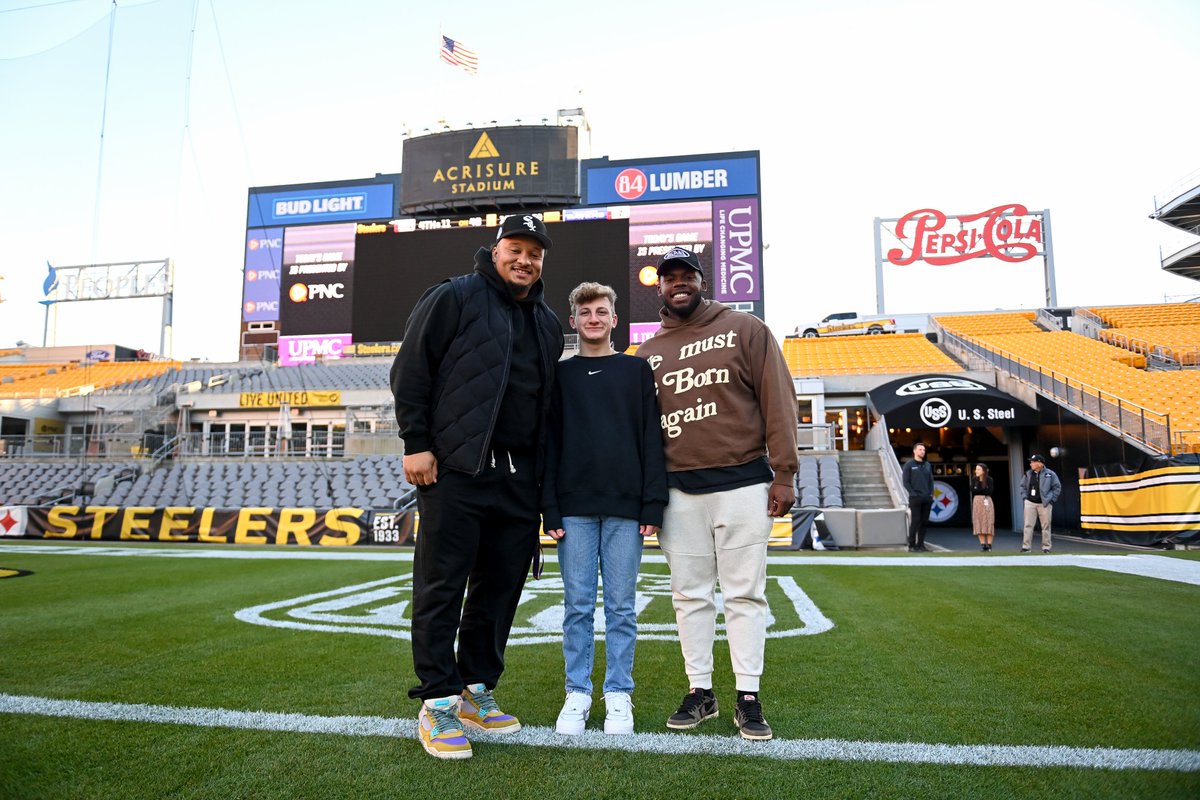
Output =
[{"x1": 439, "y1": 35, "x2": 478, "y2": 75}]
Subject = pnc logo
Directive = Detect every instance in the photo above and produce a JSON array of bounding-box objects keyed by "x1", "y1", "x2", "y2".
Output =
[
  {"x1": 290, "y1": 283, "x2": 345, "y2": 303},
  {"x1": 247, "y1": 237, "x2": 281, "y2": 251}
]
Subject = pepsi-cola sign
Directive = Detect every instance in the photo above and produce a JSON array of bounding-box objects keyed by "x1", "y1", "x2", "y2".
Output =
[{"x1": 886, "y1": 204, "x2": 1045, "y2": 266}]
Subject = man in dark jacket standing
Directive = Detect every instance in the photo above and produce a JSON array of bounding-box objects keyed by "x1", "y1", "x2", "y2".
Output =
[
  {"x1": 902, "y1": 442, "x2": 934, "y2": 552},
  {"x1": 390, "y1": 214, "x2": 564, "y2": 760},
  {"x1": 1020, "y1": 454, "x2": 1062, "y2": 553}
]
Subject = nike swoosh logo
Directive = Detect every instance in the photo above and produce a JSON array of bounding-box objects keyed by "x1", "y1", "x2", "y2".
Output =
[{"x1": 588, "y1": 370, "x2": 602, "y2": 375}]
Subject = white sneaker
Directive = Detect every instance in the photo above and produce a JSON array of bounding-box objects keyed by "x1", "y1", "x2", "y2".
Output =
[
  {"x1": 555, "y1": 692, "x2": 592, "y2": 735},
  {"x1": 603, "y1": 692, "x2": 634, "y2": 735}
]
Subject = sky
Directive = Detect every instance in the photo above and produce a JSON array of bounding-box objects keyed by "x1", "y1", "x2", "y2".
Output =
[{"x1": 1, "y1": 0, "x2": 1199, "y2": 362}]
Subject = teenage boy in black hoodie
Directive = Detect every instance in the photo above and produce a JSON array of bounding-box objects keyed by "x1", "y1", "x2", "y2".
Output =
[
  {"x1": 391, "y1": 215, "x2": 563, "y2": 760},
  {"x1": 543, "y1": 282, "x2": 667, "y2": 737}
]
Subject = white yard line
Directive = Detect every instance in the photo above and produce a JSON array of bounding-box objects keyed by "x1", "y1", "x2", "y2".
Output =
[
  {"x1": 1, "y1": 693, "x2": 1196, "y2": 772},
  {"x1": 3, "y1": 542, "x2": 1200, "y2": 586}
]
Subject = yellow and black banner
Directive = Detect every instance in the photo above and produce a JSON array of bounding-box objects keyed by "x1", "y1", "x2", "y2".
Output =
[
  {"x1": 238, "y1": 391, "x2": 342, "y2": 408},
  {"x1": 21, "y1": 506, "x2": 416, "y2": 547},
  {"x1": 1080, "y1": 466, "x2": 1200, "y2": 544}
]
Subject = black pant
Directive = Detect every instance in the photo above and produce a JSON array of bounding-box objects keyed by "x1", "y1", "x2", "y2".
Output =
[
  {"x1": 908, "y1": 497, "x2": 932, "y2": 547},
  {"x1": 408, "y1": 451, "x2": 539, "y2": 701}
]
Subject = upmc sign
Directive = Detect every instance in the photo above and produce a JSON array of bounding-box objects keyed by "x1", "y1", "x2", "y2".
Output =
[
  {"x1": 713, "y1": 199, "x2": 760, "y2": 303},
  {"x1": 885, "y1": 204, "x2": 1045, "y2": 266}
]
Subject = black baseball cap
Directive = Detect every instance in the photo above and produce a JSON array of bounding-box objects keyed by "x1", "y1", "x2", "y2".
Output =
[
  {"x1": 1029, "y1": 454, "x2": 1045, "y2": 463},
  {"x1": 656, "y1": 247, "x2": 703, "y2": 276},
  {"x1": 494, "y1": 214, "x2": 553, "y2": 250}
]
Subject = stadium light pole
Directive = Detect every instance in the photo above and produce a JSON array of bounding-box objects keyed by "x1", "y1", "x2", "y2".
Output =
[{"x1": 873, "y1": 217, "x2": 886, "y2": 314}]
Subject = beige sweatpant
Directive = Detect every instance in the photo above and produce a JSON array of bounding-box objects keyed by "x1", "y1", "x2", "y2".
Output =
[
  {"x1": 1022, "y1": 500, "x2": 1053, "y2": 551},
  {"x1": 659, "y1": 483, "x2": 772, "y2": 692}
]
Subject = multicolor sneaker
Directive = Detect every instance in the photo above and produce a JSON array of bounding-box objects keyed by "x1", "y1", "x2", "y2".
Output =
[
  {"x1": 555, "y1": 692, "x2": 592, "y2": 735},
  {"x1": 734, "y1": 693, "x2": 773, "y2": 741},
  {"x1": 460, "y1": 683, "x2": 522, "y2": 733},
  {"x1": 603, "y1": 692, "x2": 634, "y2": 735},
  {"x1": 666, "y1": 688, "x2": 718, "y2": 730},
  {"x1": 418, "y1": 696, "x2": 472, "y2": 760}
]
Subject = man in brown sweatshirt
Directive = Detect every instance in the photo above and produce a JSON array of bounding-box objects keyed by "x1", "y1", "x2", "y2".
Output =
[{"x1": 637, "y1": 247, "x2": 798, "y2": 741}]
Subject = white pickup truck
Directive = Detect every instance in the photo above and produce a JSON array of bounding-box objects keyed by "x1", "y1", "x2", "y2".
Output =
[{"x1": 793, "y1": 312, "x2": 897, "y2": 338}]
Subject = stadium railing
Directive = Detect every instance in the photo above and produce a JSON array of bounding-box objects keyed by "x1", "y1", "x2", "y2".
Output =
[
  {"x1": 0, "y1": 433, "x2": 147, "y2": 459},
  {"x1": 938, "y1": 328, "x2": 1173, "y2": 454},
  {"x1": 797, "y1": 422, "x2": 836, "y2": 451},
  {"x1": 865, "y1": 417, "x2": 909, "y2": 509}
]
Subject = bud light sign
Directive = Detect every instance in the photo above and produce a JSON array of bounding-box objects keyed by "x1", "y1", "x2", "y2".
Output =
[{"x1": 247, "y1": 183, "x2": 395, "y2": 227}]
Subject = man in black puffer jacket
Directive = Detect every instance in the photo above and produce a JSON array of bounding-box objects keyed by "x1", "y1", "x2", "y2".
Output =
[{"x1": 390, "y1": 214, "x2": 563, "y2": 760}]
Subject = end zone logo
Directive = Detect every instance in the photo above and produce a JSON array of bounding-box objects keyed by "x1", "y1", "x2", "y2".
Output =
[
  {"x1": 615, "y1": 168, "x2": 647, "y2": 200},
  {"x1": 0, "y1": 568, "x2": 33, "y2": 580}
]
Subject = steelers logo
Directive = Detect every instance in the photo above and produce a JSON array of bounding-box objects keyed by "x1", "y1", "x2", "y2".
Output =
[{"x1": 930, "y1": 481, "x2": 959, "y2": 522}]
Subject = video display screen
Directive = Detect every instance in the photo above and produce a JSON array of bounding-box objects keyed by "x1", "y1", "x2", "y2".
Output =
[
  {"x1": 278, "y1": 223, "x2": 357, "y2": 337},
  {"x1": 351, "y1": 219, "x2": 633, "y2": 349}
]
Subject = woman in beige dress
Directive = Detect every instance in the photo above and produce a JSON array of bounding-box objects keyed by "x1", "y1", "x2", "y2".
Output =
[{"x1": 970, "y1": 464, "x2": 995, "y2": 551}]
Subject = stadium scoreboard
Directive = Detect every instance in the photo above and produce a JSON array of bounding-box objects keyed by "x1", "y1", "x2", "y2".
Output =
[{"x1": 239, "y1": 133, "x2": 763, "y2": 364}]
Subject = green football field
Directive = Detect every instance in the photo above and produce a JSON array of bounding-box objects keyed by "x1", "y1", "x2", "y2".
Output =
[{"x1": 1, "y1": 541, "x2": 1198, "y2": 799}]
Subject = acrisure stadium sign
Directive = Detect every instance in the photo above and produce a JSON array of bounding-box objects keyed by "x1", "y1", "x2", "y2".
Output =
[{"x1": 400, "y1": 125, "x2": 580, "y2": 216}]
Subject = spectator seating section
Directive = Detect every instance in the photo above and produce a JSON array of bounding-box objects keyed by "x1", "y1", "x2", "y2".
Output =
[
  {"x1": 782, "y1": 334, "x2": 963, "y2": 377},
  {"x1": 1089, "y1": 303, "x2": 1200, "y2": 329},
  {"x1": 203, "y1": 361, "x2": 392, "y2": 393},
  {"x1": 0, "y1": 364, "x2": 63, "y2": 385},
  {"x1": 0, "y1": 359, "x2": 396, "y2": 399},
  {"x1": 939, "y1": 312, "x2": 1200, "y2": 453},
  {"x1": 795, "y1": 454, "x2": 843, "y2": 508},
  {"x1": 89, "y1": 456, "x2": 415, "y2": 509},
  {"x1": 1087, "y1": 304, "x2": 1200, "y2": 367},
  {"x1": 934, "y1": 312, "x2": 1041, "y2": 337},
  {"x1": 0, "y1": 362, "x2": 180, "y2": 397},
  {"x1": 0, "y1": 461, "x2": 135, "y2": 505}
]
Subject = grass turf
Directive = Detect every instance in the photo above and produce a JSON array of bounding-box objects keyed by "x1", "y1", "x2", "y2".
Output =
[{"x1": 1, "y1": 545, "x2": 1197, "y2": 799}]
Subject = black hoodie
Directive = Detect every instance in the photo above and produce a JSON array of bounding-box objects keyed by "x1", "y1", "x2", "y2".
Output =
[{"x1": 390, "y1": 247, "x2": 563, "y2": 476}]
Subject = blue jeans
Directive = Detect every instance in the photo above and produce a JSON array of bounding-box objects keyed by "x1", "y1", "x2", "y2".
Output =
[{"x1": 558, "y1": 515, "x2": 643, "y2": 694}]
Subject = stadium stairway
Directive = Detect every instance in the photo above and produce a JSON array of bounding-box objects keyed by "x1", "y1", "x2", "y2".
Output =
[{"x1": 834, "y1": 451, "x2": 896, "y2": 509}]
